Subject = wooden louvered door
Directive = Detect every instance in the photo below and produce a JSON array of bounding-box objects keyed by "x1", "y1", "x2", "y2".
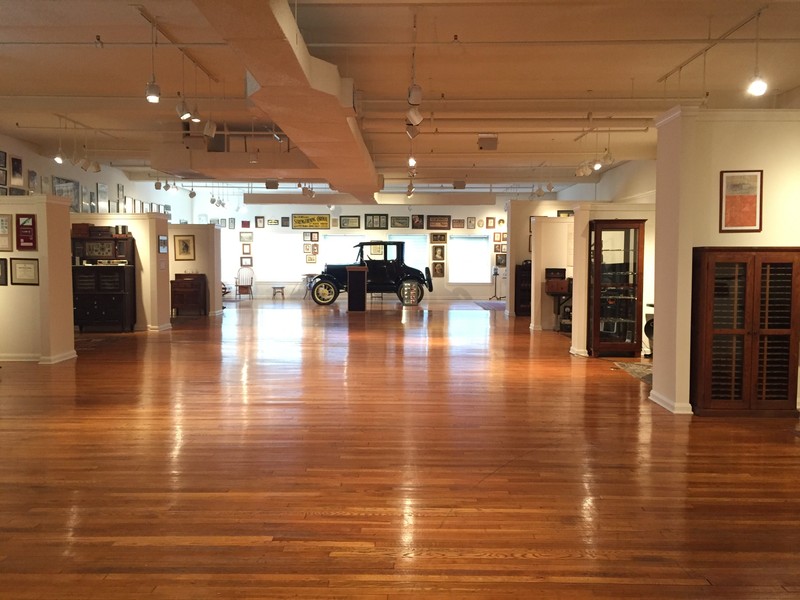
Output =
[{"x1": 691, "y1": 248, "x2": 799, "y2": 416}]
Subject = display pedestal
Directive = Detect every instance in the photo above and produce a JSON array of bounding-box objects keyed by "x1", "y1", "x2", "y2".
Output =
[{"x1": 346, "y1": 266, "x2": 368, "y2": 312}]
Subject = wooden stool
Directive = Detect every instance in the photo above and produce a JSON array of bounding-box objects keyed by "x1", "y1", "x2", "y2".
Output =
[{"x1": 272, "y1": 286, "x2": 285, "y2": 299}]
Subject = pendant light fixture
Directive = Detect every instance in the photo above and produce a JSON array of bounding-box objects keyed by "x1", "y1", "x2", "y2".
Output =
[
  {"x1": 145, "y1": 20, "x2": 160, "y2": 103},
  {"x1": 53, "y1": 117, "x2": 64, "y2": 164},
  {"x1": 175, "y1": 56, "x2": 192, "y2": 120},
  {"x1": 746, "y1": 10, "x2": 768, "y2": 96}
]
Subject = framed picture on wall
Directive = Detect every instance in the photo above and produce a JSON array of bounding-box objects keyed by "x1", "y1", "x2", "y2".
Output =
[
  {"x1": 10, "y1": 257, "x2": 39, "y2": 285},
  {"x1": 158, "y1": 235, "x2": 168, "y2": 254},
  {"x1": 719, "y1": 170, "x2": 763, "y2": 233},
  {"x1": 0, "y1": 257, "x2": 6, "y2": 285},
  {"x1": 340, "y1": 215, "x2": 360, "y2": 229},
  {"x1": 174, "y1": 234, "x2": 195, "y2": 261},
  {"x1": 255, "y1": 216, "x2": 265, "y2": 228},
  {"x1": 242, "y1": 243, "x2": 251, "y2": 255},
  {"x1": 239, "y1": 231, "x2": 253, "y2": 243},
  {"x1": 0, "y1": 214, "x2": 11, "y2": 251},
  {"x1": 240, "y1": 256, "x2": 253, "y2": 267},
  {"x1": 10, "y1": 156, "x2": 23, "y2": 187}
]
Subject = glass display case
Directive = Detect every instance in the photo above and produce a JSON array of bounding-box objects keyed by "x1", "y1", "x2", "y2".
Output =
[{"x1": 587, "y1": 219, "x2": 646, "y2": 356}]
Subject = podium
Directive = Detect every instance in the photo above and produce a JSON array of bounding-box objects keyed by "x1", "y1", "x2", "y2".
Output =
[{"x1": 346, "y1": 266, "x2": 368, "y2": 312}]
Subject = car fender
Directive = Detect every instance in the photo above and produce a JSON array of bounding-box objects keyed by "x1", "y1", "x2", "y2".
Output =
[{"x1": 313, "y1": 273, "x2": 344, "y2": 291}]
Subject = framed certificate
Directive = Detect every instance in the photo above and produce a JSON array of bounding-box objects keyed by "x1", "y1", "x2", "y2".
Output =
[
  {"x1": 15, "y1": 214, "x2": 36, "y2": 251},
  {"x1": 10, "y1": 258, "x2": 39, "y2": 285},
  {"x1": 0, "y1": 214, "x2": 11, "y2": 251}
]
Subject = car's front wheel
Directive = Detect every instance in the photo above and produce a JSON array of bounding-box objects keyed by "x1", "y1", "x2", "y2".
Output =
[
  {"x1": 397, "y1": 280, "x2": 424, "y2": 305},
  {"x1": 311, "y1": 280, "x2": 339, "y2": 305}
]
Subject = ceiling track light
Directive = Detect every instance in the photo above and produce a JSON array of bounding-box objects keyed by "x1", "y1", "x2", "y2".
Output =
[
  {"x1": 163, "y1": 181, "x2": 171, "y2": 191},
  {"x1": 145, "y1": 21, "x2": 160, "y2": 103},
  {"x1": 53, "y1": 117, "x2": 64, "y2": 164},
  {"x1": 176, "y1": 94, "x2": 192, "y2": 121},
  {"x1": 747, "y1": 11, "x2": 768, "y2": 96},
  {"x1": 89, "y1": 161, "x2": 101, "y2": 173},
  {"x1": 203, "y1": 119, "x2": 217, "y2": 139},
  {"x1": 188, "y1": 188, "x2": 196, "y2": 199},
  {"x1": 154, "y1": 178, "x2": 162, "y2": 190}
]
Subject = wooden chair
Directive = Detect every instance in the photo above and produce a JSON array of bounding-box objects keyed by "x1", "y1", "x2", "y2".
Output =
[{"x1": 235, "y1": 267, "x2": 255, "y2": 299}]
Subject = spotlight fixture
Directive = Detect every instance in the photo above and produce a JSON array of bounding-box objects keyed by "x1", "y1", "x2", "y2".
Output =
[
  {"x1": 176, "y1": 96, "x2": 192, "y2": 121},
  {"x1": 546, "y1": 182, "x2": 555, "y2": 192},
  {"x1": 154, "y1": 178, "x2": 162, "y2": 190},
  {"x1": 203, "y1": 120, "x2": 217, "y2": 139},
  {"x1": 265, "y1": 179, "x2": 279, "y2": 189},
  {"x1": 190, "y1": 105, "x2": 201, "y2": 123},
  {"x1": 89, "y1": 161, "x2": 101, "y2": 173},
  {"x1": 327, "y1": 204, "x2": 334, "y2": 211},
  {"x1": 301, "y1": 186, "x2": 316, "y2": 199},
  {"x1": 406, "y1": 181, "x2": 415, "y2": 198},
  {"x1": 406, "y1": 122, "x2": 420, "y2": 139},
  {"x1": 747, "y1": 11, "x2": 768, "y2": 96},
  {"x1": 209, "y1": 196, "x2": 216, "y2": 204},
  {"x1": 189, "y1": 188, "x2": 196, "y2": 199},
  {"x1": 80, "y1": 157, "x2": 91, "y2": 171},
  {"x1": 406, "y1": 106, "x2": 423, "y2": 126},
  {"x1": 535, "y1": 184, "x2": 545, "y2": 197},
  {"x1": 408, "y1": 155, "x2": 417, "y2": 168},
  {"x1": 593, "y1": 158, "x2": 603, "y2": 171},
  {"x1": 163, "y1": 181, "x2": 171, "y2": 191},
  {"x1": 249, "y1": 150, "x2": 259, "y2": 164},
  {"x1": 145, "y1": 21, "x2": 160, "y2": 103},
  {"x1": 602, "y1": 148, "x2": 614, "y2": 166},
  {"x1": 407, "y1": 83, "x2": 422, "y2": 106},
  {"x1": 54, "y1": 117, "x2": 64, "y2": 164}
]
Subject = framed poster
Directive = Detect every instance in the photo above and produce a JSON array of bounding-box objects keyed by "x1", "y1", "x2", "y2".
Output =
[
  {"x1": 390, "y1": 216, "x2": 410, "y2": 228},
  {"x1": 426, "y1": 215, "x2": 451, "y2": 230},
  {"x1": 27, "y1": 169, "x2": 38, "y2": 192},
  {"x1": 430, "y1": 233, "x2": 447, "y2": 243},
  {"x1": 52, "y1": 176, "x2": 80, "y2": 212},
  {"x1": 365, "y1": 214, "x2": 388, "y2": 230},
  {"x1": 432, "y1": 245, "x2": 445, "y2": 261},
  {"x1": 432, "y1": 262, "x2": 445, "y2": 278},
  {"x1": 242, "y1": 243, "x2": 251, "y2": 255},
  {"x1": 241, "y1": 220, "x2": 251, "y2": 229},
  {"x1": 281, "y1": 217, "x2": 290, "y2": 227},
  {"x1": 495, "y1": 253, "x2": 507, "y2": 267},
  {"x1": 15, "y1": 214, "x2": 37, "y2": 250},
  {"x1": 0, "y1": 150, "x2": 5, "y2": 167},
  {"x1": 158, "y1": 235, "x2": 168, "y2": 254},
  {"x1": 239, "y1": 231, "x2": 253, "y2": 243},
  {"x1": 411, "y1": 214, "x2": 424, "y2": 229},
  {"x1": 10, "y1": 258, "x2": 39, "y2": 285},
  {"x1": 452, "y1": 218, "x2": 465, "y2": 228},
  {"x1": 305, "y1": 255, "x2": 317, "y2": 263},
  {"x1": 174, "y1": 234, "x2": 195, "y2": 261},
  {"x1": 340, "y1": 215, "x2": 361, "y2": 229},
  {"x1": 10, "y1": 156, "x2": 23, "y2": 187},
  {"x1": 255, "y1": 216, "x2": 265, "y2": 228},
  {"x1": 240, "y1": 256, "x2": 253, "y2": 267},
  {"x1": 720, "y1": 170, "x2": 763, "y2": 233},
  {"x1": 292, "y1": 214, "x2": 330, "y2": 229},
  {"x1": 0, "y1": 169, "x2": 6, "y2": 186},
  {"x1": 228, "y1": 217, "x2": 235, "y2": 229},
  {"x1": 486, "y1": 217, "x2": 496, "y2": 229},
  {"x1": 0, "y1": 213, "x2": 11, "y2": 251},
  {"x1": 0, "y1": 257, "x2": 6, "y2": 285},
  {"x1": 467, "y1": 217, "x2": 476, "y2": 229}
]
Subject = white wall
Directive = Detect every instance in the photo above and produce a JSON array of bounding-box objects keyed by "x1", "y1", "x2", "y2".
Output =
[
  {"x1": 557, "y1": 160, "x2": 656, "y2": 204},
  {"x1": 0, "y1": 195, "x2": 75, "y2": 363},
  {"x1": 205, "y1": 200, "x2": 517, "y2": 300},
  {"x1": 652, "y1": 107, "x2": 800, "y2": 414}
]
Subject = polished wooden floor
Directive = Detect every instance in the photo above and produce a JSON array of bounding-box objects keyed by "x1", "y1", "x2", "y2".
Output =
[{"x1": 1, "y1": 298, "x2": 800, "y2": 599}]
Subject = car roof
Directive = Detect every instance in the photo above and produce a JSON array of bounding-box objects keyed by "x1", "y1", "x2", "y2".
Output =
[{"x1": 353, "y1": 241, "x2": 404, "y2": 248}]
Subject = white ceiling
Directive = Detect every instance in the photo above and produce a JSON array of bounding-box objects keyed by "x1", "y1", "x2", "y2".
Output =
[{"x1": 1, "y1": 0, "x2": 799, "y2": 204}]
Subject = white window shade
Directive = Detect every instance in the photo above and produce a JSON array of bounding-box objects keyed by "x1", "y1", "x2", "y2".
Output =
[{"x1": 448, "y1": 235, "x2": 491, "y2": 284}]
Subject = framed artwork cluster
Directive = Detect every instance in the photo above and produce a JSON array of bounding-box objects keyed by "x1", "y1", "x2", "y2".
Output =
[{"x1": 0, "y1": 212, "x2": 40, "y2": 286}]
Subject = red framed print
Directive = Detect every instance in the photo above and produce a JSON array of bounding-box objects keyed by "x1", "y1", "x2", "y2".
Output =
[
  {"x1": 15, "y1": 214, "x2": 36, "y2": 250},
  {"x1": 719, "y1": 170, "x2": 762, "y2": 233}
]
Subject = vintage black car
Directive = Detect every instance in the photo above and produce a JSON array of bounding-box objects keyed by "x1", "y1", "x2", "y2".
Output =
[{"x1": 310, "y1": 241, "x2": 433, "y2": 306}]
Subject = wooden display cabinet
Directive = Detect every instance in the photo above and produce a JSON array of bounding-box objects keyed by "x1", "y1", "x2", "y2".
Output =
[
  {"x1": 171, "y1": 273, "x2": 208, "y2": 316},
  {"x1": 690, "y1": 247, "x2": 800, "y2": 417},
  {"x1": 587, "y1": 219, "x2": 646, "y2": 357}
]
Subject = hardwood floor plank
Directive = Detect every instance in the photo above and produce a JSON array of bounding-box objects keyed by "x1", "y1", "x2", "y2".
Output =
[{"x1": 1, "y1": 300, "x2": 799, "y2": 598}]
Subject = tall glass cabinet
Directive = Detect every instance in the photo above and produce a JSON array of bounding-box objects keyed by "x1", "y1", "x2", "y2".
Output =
[{"x1": 587, "y1": 219, "x2": 646, "y2": 357}]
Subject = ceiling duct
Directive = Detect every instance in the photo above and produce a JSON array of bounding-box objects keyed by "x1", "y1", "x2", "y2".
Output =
[{"x1": 191, "y1": 0, "x2": 380, "y2": 203}]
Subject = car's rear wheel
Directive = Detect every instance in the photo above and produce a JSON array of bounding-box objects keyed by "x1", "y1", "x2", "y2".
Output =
[
  {"x1": 397, "y1": 280, "x2": 424, "y2": 305},
  {"x1": 311, "y1": 280, "x2": 339, "y2": 305}
]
